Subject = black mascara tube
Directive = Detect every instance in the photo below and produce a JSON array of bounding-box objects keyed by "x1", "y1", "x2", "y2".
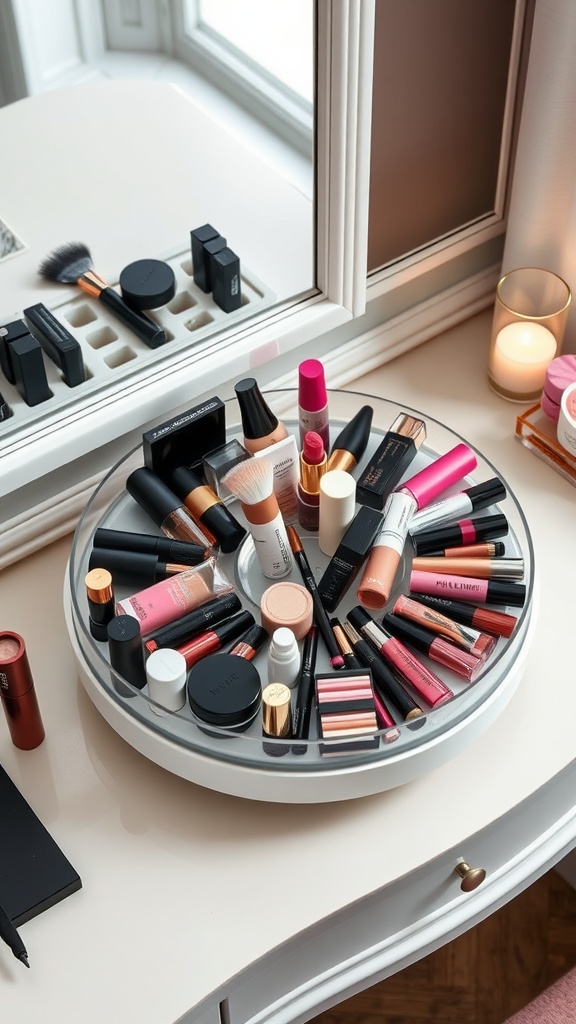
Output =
[{"x1": 292, "y1": 625, "x2": 319, "y2": 754}]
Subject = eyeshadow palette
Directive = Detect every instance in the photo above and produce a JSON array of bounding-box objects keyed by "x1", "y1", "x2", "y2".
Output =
[{"x1": 64, "y1": 390, "x2": 536, "y2": 803}]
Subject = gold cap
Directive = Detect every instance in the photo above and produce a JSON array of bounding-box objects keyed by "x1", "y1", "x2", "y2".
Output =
[
  {"x1": 389, "y1": 414, "x2": 426, "y2": 448},
  {"x1": 85, "y1": 568, "x2": 114, "y2": 603},
  {"x1": 262, "y1": 683, "x2": 292, "y2": 737}
]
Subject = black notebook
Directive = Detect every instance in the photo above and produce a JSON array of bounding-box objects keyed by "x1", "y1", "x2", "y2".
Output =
[{"x1": 0, "y1": 764, "x2": 82, "y2": 927}]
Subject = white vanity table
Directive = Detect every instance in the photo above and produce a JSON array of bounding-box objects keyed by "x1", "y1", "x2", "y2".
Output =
[{"x1": 1, "y1": 308, "x2": 576, "y2": 1024}]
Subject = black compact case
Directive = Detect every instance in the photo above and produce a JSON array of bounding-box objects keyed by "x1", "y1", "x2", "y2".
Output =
[
  {"x1": 142, "y1": 397, "x2": 226, "y2": 481},
  {"x1": 318, "y1": 505, "x2": 384, "y2": 612}
]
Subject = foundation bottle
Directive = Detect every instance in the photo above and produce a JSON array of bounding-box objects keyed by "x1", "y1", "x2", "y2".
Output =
[
  {"x1": 234, "y1": 377, "x2": 289, "y2": 453},
  {"x1": 126, "y1": 467, "x2": 213, "y2": 550}
]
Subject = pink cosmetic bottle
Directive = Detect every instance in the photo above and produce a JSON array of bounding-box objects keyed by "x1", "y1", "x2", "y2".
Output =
[{"x1": 298, "y1": 359, "x2": 330, "y2": 451}]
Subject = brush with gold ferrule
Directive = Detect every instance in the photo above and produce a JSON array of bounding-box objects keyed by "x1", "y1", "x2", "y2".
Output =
[{"x1": 39, "y1": 242, "x2": 167, "y2": 349}]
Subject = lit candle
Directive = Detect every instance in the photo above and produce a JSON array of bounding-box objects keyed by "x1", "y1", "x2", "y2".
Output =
[{"x1": 490, "y1": 321, "x2": 557, "y2": 395}]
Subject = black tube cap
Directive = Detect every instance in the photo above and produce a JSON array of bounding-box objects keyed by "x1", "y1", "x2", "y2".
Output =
[
  {"x1": 382, "y1": 613, "x2": 432, "y2": 654},
  {"x1": 126, "y1": 467, "x2": 181, "y2": 526},
  {"x1": 466, "y1": 477, "x2": 507, "y2": 509},
  {"x1": 89, "y1": 548, "x2": 166, "y2": 588},
  {"x1": 347, "y1": 605, "x2": 373, "y2": 633},
  {"x1": 170, "y1": 465, "x2": 247, "y2": 553},
  {"x1": 214, "y1": 610, "x2": 256, "y2": 646},
  {"x1": 92, "y1": 527, "x2": 206, "y2": 566},
  {"x1": 329, "y1": 405, "x2": 373, "y2": 460},
  {"x1": 107, "y1": 615, "x2": 146, "y2": 693},
  {"x1": 234, "y1": 378, "x2": 278, "y2": 439}
]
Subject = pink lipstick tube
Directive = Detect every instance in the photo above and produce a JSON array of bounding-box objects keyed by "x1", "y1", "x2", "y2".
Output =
[
  {"x1": 298, "y1": 358, "x2": 330, "y2": 451},
  {"x1": 400, "y1": 443, "x2": 478, "y2": 510}
]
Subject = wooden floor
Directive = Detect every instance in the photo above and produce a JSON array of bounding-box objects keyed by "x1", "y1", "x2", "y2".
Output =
[{"x1": 310, "y1": 868, "x2": 576, "y2": 1024}]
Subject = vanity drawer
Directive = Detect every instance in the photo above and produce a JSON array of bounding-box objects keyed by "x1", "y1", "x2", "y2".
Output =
[{"x1": 222, "y1": 758, "x2": 576, "y2": 1024}]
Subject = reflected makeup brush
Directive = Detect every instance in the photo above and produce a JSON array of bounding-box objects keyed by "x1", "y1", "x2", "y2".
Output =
[{"x1": 38, "y1": 242, "x2": 167, "y2": 349}]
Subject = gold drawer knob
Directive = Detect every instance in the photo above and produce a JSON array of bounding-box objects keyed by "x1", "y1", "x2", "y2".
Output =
[{"x1": 455, "y1": 861, "x2": 486, "y2": 892}]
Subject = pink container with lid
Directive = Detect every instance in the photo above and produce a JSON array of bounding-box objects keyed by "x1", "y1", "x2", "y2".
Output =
[{"x1": 542, "y1": 354, "x2": 576, "y2": 422}]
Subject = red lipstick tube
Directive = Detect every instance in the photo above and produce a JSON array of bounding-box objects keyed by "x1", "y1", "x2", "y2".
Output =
[
  {"x1": 175, "y1": 611, "x2": 255, "y2": 669},
  {"x1": 0, "y1": 632, "x2": 45, "y2": 749}
]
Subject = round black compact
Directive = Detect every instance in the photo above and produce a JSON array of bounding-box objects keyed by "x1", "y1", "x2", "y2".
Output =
[
  {"x1": 119, "y1": 258, "x2": 176, "y2": 310},
  {"x1": 187, "y1": 654, "x2": 261, "y2": 734}
]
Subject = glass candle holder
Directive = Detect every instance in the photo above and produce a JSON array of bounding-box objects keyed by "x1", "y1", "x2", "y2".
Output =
[{"x1": 488, "y1": 267, "x2": 571, "y2": 403}]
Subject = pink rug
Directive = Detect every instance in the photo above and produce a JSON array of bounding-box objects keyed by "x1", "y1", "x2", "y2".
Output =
[{"x1": 504, "y1": 966, "x2": 576, "y2": 1023}]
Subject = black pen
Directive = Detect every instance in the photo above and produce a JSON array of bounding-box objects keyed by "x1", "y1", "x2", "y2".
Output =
[
  {"x1": 0, "y1": 902, "x2": 30, "y2": 968},
  {"x1": 286, "y1": 526, "x2": 345, "y2": 669},
  {"x1": 292, "y1": 625, "x2": 318, "y2": 754}
]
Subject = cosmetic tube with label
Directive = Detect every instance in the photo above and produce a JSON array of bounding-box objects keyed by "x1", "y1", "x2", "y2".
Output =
[
  {"x1": 222, "y1": 459, "x2": 293, "y2": 579},
  {"x1": 356, "y1": 413, "x2": 426, "y2": 510},
  {"x1": 341, "y1": 621, "x2": 424, "y2": 722},
  {"x1": 356, "y1": 490, "x2": 416, "y2": 609},
  {"x1": 409, "y1": 593, "x2": 518, "y2": 639},
  {"x1": 411, "y1": 512, "x2": 509, "y2": 557},
  {"x1": 319, "y1": 504, "x2": 384, "y2": 612},
  {"x1": 393, "y1": 594, "x2": 496, "y2": 658},
  {"x1": 267, "y1": 627, "x2": 301, "y2": 688},
  {"x1": 253, "y1": 434, "x2": 300, "y2": 523},
  {"x1": 115, "y1": 557, "x2": 234, "y2": 635},
  {"x1": 144, "y1": 593, "x2": 242, "y2": 652},
  {"x1": 409, "y1": 570, "x2": 526, "y2": 607},
  {"x1": 382, "y1": 613, "x2": 486, "y2": 683},
  {"x1": 126, "y1": 467, "x2": 213, "y2": 550},
  {"x1": 409, "y1": 476, "x2": 506, "y2": 535}
]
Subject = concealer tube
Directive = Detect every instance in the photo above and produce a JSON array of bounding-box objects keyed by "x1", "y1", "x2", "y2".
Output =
[
  {"x1": 356, "y1": 490, "x2": 417, "y2": 609},
  {"x1": 0, "y1": 631, "x2": 45, "y2": 749}
]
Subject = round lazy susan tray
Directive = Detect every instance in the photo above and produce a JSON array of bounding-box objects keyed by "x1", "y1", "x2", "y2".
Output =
[{"x1": 64, "y1": 390, "x2": 536, "y2": 802}]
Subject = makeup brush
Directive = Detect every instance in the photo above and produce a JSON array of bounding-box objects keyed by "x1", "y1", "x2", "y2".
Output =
[
  {"x1": 38, "y1": 242, "x2": 167, "y2": 349},
  {"x1": 222, "y1": 459, "x2": 292, "y2": 579}
]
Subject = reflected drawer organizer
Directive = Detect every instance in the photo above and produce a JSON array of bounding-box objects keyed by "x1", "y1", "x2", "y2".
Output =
[
  {"x1": 0, "y1": 244, "x2": 273, "y2": 438},
  {"x1": 64, "y1": 390, "x2": 536, "y2": 803}
]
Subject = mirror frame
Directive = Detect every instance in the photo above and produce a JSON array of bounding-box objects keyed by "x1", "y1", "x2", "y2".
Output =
[{"x1": 0, "y1": 0, "x2": 375, "y2": 494}]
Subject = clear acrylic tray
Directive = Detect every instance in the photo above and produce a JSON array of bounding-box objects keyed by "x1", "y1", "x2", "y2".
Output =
[{"x1": 64, "y1": 389, "x2": 536, "y2": 803}]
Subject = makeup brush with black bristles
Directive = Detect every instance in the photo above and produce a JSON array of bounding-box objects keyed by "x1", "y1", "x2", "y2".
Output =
[{"x1": 39, "y1": 242, "x2": 167, "y2": 349}]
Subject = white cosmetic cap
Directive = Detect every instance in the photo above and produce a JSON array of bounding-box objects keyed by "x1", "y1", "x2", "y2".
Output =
[
  {"x1": 270, "y1": 627, "x2": 298, "y2": 653},
  {"x1": 318, "y1": 470, "x2": 356, "y2": 556},
  {"x1": 146, "y1": 647, "x2": 187, "y2": 715}
]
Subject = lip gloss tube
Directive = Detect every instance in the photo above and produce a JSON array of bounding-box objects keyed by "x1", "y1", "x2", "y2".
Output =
[
  {"x1": 410, "y1": 571, "x2": 526, "y2": 607},
  {"x1": 409, "y1": 476, "x2": 506, "y2": 535},
  {"x1": 330, "y1": 618, "x2": 362, "y2": 669},
  {"x1": 412, "y1": 556, "x2": 524, "y2": 580},
  {"x1": 382, "y1": 613, "x2": 486, "y2": 682},
  {"x1": 409, "y1": 593, "x2": 518, "y2": 639},
  {"x1": 393, "y1": 594, "x2": 496, "y2": 657},
  {"x1": 175, "y1": 611, "x2": 255, "y2": 669},
  {"x1": 228, "y1": 623, "x2": 269, "y2": 661},
  {"x1": 115, "y1": 557, "x2": 234, "y2": 634},
  {"x1": 143, "y1": 593, "x2": 242, "y2": 652},
  {"x1": 434, "y1": 541, "x2": 506, "y2": 559},
  {"x1": 347, "y1": 606, "x2": 454, "y2": 708},
  {"x1": 93, "y1": 527, "x2": 207, "y2": 566},
  {"x1": 0, "y1": 632, "x2": 45, "y2": 749},
  {"x1": 342, "y1": 621, "x2": 424, "y2": 721},
  {"x1": 411, "y1": 512, "x2": 509, "y2": 557}
]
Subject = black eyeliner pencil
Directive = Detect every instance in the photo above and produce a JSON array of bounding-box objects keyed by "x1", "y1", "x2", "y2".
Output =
[
  {"x1": 286, "y1": 526, "x2": 345, "y2": 669},
  {"x1": 292, "y1": 625, "x2": 319, "y2": 754},
  {"x1": 0, "y1": 902, "x2": 29, "y2": 968}
]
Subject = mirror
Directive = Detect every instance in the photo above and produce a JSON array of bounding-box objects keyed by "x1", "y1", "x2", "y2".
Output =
[{"x1": 0, "y1": 0, "x2": 375, "y2": 565}]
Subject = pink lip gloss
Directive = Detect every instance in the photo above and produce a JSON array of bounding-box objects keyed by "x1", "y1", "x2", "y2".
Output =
[
  {"x1": 409, "y1": 570, "x2": 526, "y2": 607},
  {"x1": 347, "y1": 606, "x2": 454, "y2": 708}
]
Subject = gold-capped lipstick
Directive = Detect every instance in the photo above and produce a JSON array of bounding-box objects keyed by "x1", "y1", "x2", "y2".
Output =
[
  {"x1": 85, "y1": 567, "x2": 115, "y2": 641},
  {"x1": 356, "y1": 413, "x2": 426, "y2": 510},
  {"x1": 327, "y1": 405, "x2": 373, "y2": 472}
]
